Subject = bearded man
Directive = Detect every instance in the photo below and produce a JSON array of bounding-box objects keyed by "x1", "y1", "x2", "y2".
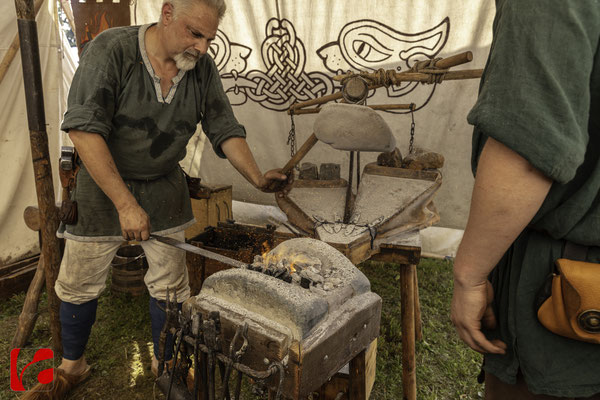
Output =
[{"x1": 24, "y1": 0, "x2": 288, "y2": 397}]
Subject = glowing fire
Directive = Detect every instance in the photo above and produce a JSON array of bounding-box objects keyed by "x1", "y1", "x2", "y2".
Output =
[{"x1": 259, "y1": 241, "x2": 319, "y2": 275}]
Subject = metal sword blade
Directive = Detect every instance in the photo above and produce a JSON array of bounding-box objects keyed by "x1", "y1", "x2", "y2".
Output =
[{"x1": 149, "y1": 234, "x2": 247, "y2": 269}]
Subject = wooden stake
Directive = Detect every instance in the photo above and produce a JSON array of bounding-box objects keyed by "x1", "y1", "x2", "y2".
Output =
[
  {"x1": 0, "y1": 0, "x2": 44, "y2": 87},
  {"x1": 14, "y1": 0, "x2": 63, "y2": 353},
  {"x1": 11, "y1": 255, "x2": 46, "y2": 349},
  {"x1": 400, "y1": 264, "x2": 417, "y2": 400},
  {"x1": 290, "y1": 103, "x2": 414, "y2": 115}
]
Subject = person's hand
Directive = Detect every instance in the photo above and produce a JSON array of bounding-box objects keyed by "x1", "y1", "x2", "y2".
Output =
[
  {"x1": 451, "y1": 279, "x2": 507, "y2": 354},
  {"x1": 117, "y1": 202, "x2": 151, "y2": 241},
  {"x1": 256, "y1": 169, "x2": 293, "y2": 195}
]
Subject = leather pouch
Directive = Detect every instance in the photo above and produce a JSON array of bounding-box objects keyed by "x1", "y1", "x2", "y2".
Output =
[
  {"x1": 537, "y1": 258, "x2": 600, "y2": 344},
  {"x1": 59, "y1": 200, "x2": 78, "y2": 225}
]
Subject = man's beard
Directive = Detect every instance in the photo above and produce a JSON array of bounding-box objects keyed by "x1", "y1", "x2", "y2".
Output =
[{"x1": 174, "y1": 51, "x2": 201, "y2": 71}]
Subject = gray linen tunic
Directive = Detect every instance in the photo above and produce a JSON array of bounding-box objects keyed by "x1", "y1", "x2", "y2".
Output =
[{"x1": 60, "y1": 24, "x2": 246, "y2": 241}]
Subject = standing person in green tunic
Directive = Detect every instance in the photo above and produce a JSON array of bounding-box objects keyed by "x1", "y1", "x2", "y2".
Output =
[
  {"x1": 23, "y1": 0, "x2": 289, "y2": 397},
  {"x1": 451, "y1": 0, "x2": 600, "y2": 399}
]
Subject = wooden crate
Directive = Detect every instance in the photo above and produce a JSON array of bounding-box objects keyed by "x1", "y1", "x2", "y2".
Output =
[
  {"x1": 184, "y1": 184, "x2": 232, "y2": 240},
  {"x1": 0, "y1": 254, "x2": 39, "y2": 300}
]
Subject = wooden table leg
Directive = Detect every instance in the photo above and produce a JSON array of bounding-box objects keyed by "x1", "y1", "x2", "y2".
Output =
[
  {"x1": 349, "y1": 349, "x2": 367, "y2": 399},
  {"x1": 414, "y1": 270, "x2": 423, "y2": 341},
  {"x1": 400, "y1": 264, "x2": 417, "y2": 400}
]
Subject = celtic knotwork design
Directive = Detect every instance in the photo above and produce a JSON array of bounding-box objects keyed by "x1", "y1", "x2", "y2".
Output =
[
  {"x1": 217, "y1": 18, "x2": 336, "y2": 111},
  {"x1": 214, "y1": 17, "x2": 450, "y2": 113}
]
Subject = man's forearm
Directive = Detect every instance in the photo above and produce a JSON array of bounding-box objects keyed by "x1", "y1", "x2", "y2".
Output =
[
  {"x1": 220, "y1": 137, "x2": 264, "y2": 187},
  {"x1": 68, "y1": 130, "x2": 137, "y2": 212},
  {"x1": 454, "y1": 138, "x2": 553, "y2": 286}
]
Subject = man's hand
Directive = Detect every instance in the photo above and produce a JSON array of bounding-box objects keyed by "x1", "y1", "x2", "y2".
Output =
[
  {"x1": 117, "y1": 202, "x2": 151, "y2": 241},
  {"x1": 257, "y1": 168, "x2": 293, "y2": 195},
  {"x1": 451, "y1": 278, "x2": 506, "y2": 354},
  {"x1": 220, "y1": 138, "x2": 294, "y2": 196}
]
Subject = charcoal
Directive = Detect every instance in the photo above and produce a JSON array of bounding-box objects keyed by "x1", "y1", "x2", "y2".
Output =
[
  {"x1": 274, "y1": 268, "x2": 286, "y2": 278},
  {"x1": 283, "y1": 275, "x2": 293, "y2": 284},
  {"x1": 300, "y1": 277, "x2": 311, "y2": 289}
]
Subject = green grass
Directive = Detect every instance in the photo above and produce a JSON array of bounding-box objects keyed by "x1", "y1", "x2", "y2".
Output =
[{"x1": 0, "y1": 258, "x2": 483, "y2": 399}]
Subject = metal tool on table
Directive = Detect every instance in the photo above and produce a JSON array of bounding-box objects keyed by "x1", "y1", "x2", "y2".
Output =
[{"x1": 149, "y1": 234, "x2": 247, "y2": 269}]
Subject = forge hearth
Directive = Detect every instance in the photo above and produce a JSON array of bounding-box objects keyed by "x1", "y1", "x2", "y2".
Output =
[{"x1": 183, "y1": 238, "x2": 382, "y2": 399}]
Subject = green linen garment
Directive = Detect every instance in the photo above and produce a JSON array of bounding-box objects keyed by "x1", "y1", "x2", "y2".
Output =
[
  {"x1": 60, "y1": 24, "x2": 246, "y2": 240},
  {"x1": 468, "y1": 0, "x2": 600, "y2": 396}
]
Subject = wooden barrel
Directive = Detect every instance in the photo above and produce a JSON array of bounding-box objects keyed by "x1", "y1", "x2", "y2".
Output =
[{"x1": 111, "y1": 245, "x2": 148, "y2": 296}]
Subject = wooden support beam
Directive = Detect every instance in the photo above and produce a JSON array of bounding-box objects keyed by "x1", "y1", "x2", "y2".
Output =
[
  {"x1": 11, "y1": 255, "x2": 46, "y2": 348},
  {"x1": 0, "y1": 0, "x2": 43, "y2": 87},
  {"x1": 14, "y1": 0, "x2": 63, "y2": 353},
  {"x1": 290, "y1": 103, "x2": 415, "y2": 115},
  {"x1": 400, "y1": 264, "x2": 417, "y2": 400}
]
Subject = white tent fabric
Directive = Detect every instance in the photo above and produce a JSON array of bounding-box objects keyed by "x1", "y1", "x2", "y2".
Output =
[
  {"x1": 0, "y1": 0, "x2": 495, "y2": 264},
  {"x1": 0, "y1": 0, "x2": 75, "y2": 265},
  {"x1": 137, "y1": 0, "x2": 495, "y2": 229}
]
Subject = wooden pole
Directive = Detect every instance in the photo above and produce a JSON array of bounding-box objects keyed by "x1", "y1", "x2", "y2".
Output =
[
  {"x1": 14, "y1": 0, "x2": 63, "y2": 353},
  {"x1": 349, "y1": 349, "x2": 367, "y2": 400},
  {"x1": 288, "y1": 69, "x2": 481, "y2": 114},
  {"x1": 400, "y1": 264, "x2": 417, "y2": 400},
  {"x1": 0, "y1": 0, "x2": 44, "y2": 87},
  {"x1": 290, "y1": 103, "x2": 414, "y2": 115},
  {"x1": 11, "y1": 255, "x2": 46, "y2": 349},
  {"x1": 332, "y1": 51, "x2": 477, "y2": 82},
  {"x1": 434, "y1": 51, "x2": 473, "y2": 69}
]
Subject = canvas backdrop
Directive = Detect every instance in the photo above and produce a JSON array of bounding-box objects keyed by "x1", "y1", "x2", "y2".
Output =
[
  {"x1": 0, "y1": 0, "x2": 495, "y2": 264},
  {"x1": 136, "y1": 0, "x2": 495, "y2": 227}
]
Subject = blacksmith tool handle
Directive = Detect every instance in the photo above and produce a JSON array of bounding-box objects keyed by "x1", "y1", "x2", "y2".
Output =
[
  {"x1": 149, "y1": 234, "x2": 248, "y2": 269},
  {"x1": 280, "y1": 132, "x2": 318, "y2": 176}
]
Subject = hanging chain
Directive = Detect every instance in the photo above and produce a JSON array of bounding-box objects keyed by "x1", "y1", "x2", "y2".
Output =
[
  {"x1": 287, "y1": 111, "x2": 299, "y2": 170},
  {"x1": 409, "y1": 105, "x2": 416, "y2": 154}
]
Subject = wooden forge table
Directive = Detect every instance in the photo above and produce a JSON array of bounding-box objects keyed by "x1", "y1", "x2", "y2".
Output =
[{"x1": 187, "y1": 223, "x2": 423, "y2": 399}]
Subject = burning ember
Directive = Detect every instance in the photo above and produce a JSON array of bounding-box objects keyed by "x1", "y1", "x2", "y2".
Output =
[{"x1": 247, "y1": 243, "x2": 344, "y2": 293}]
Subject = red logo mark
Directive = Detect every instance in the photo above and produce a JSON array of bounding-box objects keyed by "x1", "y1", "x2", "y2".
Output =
[{"x1": 10, "y1": 348, "x2": 54, "y2": 391}]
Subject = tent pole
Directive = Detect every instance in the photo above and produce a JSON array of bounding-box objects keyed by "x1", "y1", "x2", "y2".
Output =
[
  {"x1": 0, "y1": 0, "x2": 43, "y2": 87},
  {"x1": 14, "y1": 0, "x2": 63, "y2": 354}
]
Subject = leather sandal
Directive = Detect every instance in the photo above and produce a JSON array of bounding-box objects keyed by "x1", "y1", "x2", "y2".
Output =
[{"x1": 20, "y1": 365, "x2": 92, "y2": 400}]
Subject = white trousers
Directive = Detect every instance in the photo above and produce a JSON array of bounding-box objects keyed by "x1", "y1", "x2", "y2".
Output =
[{"x1": 55, "y1": 231, "x2": 190, "y2": 304}]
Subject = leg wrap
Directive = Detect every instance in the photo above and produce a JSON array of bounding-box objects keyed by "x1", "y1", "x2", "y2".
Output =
[
  {"x1": 60, "y1": 299, "x2": 98, "y2": 360},
  {"x1": 149, "y1": 297, "x2": 182, "y2": 361}
]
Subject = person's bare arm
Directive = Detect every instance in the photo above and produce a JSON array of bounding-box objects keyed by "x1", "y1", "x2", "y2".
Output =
[
  {"x1": 220, "y1": 137, "x2": 289, "y2": 193},
  {"x1": 451, "y1": 137, "x2": 552, "y2": 354},
  {"x1": 69, "y1": 130, "x2": 151, "y2": 241}
]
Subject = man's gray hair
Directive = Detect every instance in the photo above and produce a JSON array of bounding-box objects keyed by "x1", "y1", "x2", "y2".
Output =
[{"x1": 162, "y1": 0, "x2": 226, "y2": 21}]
